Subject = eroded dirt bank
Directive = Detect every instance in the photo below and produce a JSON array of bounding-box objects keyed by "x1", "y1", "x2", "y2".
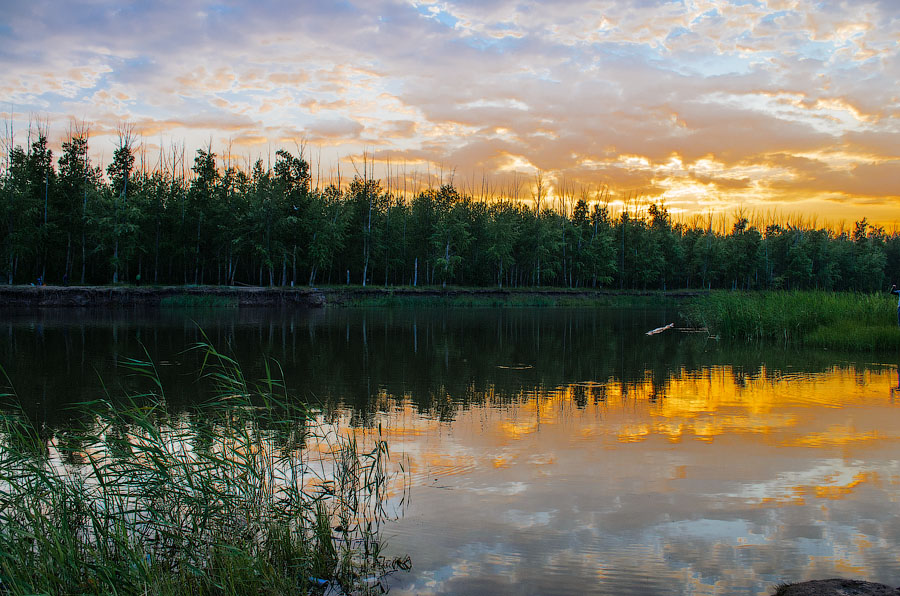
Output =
[
  {"x1": 0, "y1": 285, "x2": 326, "y2": 307},
  {"x1": 0, "y1": 285, "x2": 706, "y2": 308}
]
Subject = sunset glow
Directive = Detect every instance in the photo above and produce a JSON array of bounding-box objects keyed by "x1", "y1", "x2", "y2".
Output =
[{"x1": 2, "y1": 0, "x2": 899, "y2": 223}]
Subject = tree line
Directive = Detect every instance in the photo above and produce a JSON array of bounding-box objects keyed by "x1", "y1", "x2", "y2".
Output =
[{"x1": 2, "y1": 128, "x2": 899, "y2": 291}]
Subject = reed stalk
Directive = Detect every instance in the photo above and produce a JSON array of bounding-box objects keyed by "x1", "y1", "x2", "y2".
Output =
[{"x1": 0, "y1": 343, "x2": 409, "y2": 595}]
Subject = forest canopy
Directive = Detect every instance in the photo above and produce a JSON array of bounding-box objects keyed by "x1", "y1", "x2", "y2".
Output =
[{"x1": 2, "y1": 129, "x2": 898, "y2": 292}]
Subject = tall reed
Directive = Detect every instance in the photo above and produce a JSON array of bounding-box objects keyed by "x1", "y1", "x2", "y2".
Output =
[
  {"x1": 686, "y1": 290, "x2": 900, "y2": 350},
  {"x1": 0, "y1": 343, "x2": 409, "y2": 595}
]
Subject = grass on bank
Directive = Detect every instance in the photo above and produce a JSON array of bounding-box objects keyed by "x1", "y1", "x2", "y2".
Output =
[
  {"x1": 0, "y1": 344, "x2": 409, "y2": 596},
  {"x1": 686, "y1": 290, "x2": 900, "y2": 351}
]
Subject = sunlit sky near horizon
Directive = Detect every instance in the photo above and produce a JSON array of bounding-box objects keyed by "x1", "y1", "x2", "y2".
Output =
[{"x1": 2, "y1": 0, "x2": 898, "y2": 225}]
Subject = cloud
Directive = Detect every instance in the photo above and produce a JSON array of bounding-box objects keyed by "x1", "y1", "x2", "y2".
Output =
[
  {"x1": 379, "y1": 119, "x2": 418, "y2": 139},
  {"x1": 305, "y1": 117, "x2": 364, "y2": 140},
  {"x1": 2, "y1": 0, "x2": 898, "y2": 220},
  {"x1": 767, "y1": 157, "x2": 900, "y2": 199}
]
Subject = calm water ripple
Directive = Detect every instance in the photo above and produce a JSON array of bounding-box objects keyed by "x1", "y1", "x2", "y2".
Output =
[{"x1": 2, "y1": 306, "x2": 900, "y2": 595}]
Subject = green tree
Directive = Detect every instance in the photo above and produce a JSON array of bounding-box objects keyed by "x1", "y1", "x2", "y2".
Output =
[
  {"x1": 486, "y1": 203, "x2": 518, "y2": 287},
  {"x1": 586, "y1": 203, "x2": 616, "y2": 287},
  {"x1": 430, "y1": 188, "x2": 471, "y2": 287},
  {"x1": 274, "y1": 149, "x2": 311, "y2": 285},
  {"x1": 106, "y1": 128, "x2": 136, "y2": 283},
  {"x1": 852, "y1": 219, "x2": 887, "y2": 291},
  {"x1": 725, "y1": 217, "x2": 762, "y2": 290},
  {"x1": 24, "y1": 133, "x2": 56, "y2": 282},
  {"x1": 1, "y1": 145, "x2": 38, "y2": 284},
  {"x1": 307, "y1": 185, "x2": 349, "y2": 285},
  {"x1": 188, "y1": 148, "x2": 219, "y2": 284},
  {"x1": 58, "y1": 127, "x2": 102, "y2": 283}
]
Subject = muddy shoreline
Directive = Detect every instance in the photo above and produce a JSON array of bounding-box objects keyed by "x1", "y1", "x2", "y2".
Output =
[
  {"x1": 0, "y1": 285, "x2": 706, "y2": 308},
  {"x1": 0, "y1": 285, "x2": 327, "y2": 308}
]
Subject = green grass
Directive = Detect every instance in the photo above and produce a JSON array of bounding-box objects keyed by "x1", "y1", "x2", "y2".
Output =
[
  {"x1": 0, "y1": 344, "x2": 409, "y2": 595},
  {"x1": 159, "y1": 294, "x2": 239, "y2": 308},
  {"x1": 686, "y1": 290, "x2": 900, "y2": 350}
]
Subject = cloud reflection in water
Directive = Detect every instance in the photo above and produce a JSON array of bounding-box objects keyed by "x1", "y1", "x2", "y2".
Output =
[{"x1": 375, "y1": 367, "x2": 900, "y2": 595}]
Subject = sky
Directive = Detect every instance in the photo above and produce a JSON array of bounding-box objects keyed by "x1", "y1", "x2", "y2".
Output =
[{"x1": 1, "y1": 0, "x2": 899, "y2": 225}]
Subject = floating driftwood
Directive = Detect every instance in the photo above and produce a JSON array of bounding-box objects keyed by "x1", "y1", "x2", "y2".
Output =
[{"x1": 645, "y1": 323, "x2": 674, "y2": 336}]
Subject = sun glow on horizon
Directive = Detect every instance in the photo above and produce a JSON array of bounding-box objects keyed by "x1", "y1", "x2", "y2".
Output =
[{"x1": 1, "y1": 0, "x2": 898, "y2": 224}]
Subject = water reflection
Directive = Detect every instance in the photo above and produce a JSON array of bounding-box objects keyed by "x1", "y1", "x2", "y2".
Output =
[
  {"x1": 1, "y1": 306, "x2": 891, "y2": 421},
  {"x1": 2, "y1": 306, "x2": 900, "y2": 594},
  {"x1": 373, "y1": 369, "x2": 900, "y2": 595}
]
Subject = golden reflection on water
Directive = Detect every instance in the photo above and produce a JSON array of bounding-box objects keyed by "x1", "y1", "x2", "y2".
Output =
[
  {"x1": 356, "y1": 365, "x2": 900, "y2": 595},
  {"x1": 365, "y1": 365, "x2": 900, "y2": 492}
]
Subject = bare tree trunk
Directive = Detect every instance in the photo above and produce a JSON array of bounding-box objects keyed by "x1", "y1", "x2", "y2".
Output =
[
  {"x1": 65, "y1": 233, "x2": 71, "y2": 281},
  {"x1": 7, "y1": 220, "x2": 13, "y2": 283},
  {"x1": 81, "y1": 232, "x2": 86, "y2": 284},
  {"x1": 443, "y1": 240, "x2": 450, "y2": 288},
  {"x1": 194, "y1": 213, "x2": 201, "y2": 285},
  {"x1": 561, "y1": 229, "x2": 566, "y2": 287},
  {"x1": 384, "y1": 198, "x2": 390, "y2": 287},
  {"x1": 42, "y1": 174, "x2": 48, "y2": 282},
  {"x1": 362, "y1": 181, "x2": 372, "y2": 287},
  {"x1": 154, "y1": 218, "x2": 160, "y2": 283}
]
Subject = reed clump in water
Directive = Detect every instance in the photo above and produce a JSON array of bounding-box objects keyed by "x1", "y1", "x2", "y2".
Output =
[
  {"x1": 687, "y1": 290, "x2": 900, "y2": 350},
  {"x1": 0, "y1": 343, "x2": 409, "y2": 595}
]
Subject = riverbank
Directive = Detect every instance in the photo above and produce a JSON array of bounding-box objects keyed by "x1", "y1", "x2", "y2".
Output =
[
  {"x1": 0, "y1": 285, "x2": 705, "y2": 308},
  {"x1": 322, "y1": 286, "x2": 704, "y2": 307},
  {"x1": 0, "y1": 285, "x2": 326, "y2": 307}
]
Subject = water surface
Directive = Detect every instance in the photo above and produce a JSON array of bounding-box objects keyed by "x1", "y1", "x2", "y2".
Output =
[{"x1": 2, "y1": 306, "x2": 899, "y2": 595}]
